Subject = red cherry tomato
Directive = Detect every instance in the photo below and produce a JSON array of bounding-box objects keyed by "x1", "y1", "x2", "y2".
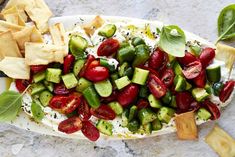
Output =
[
  {"x1": 15, "y1": 79, "x2": 30, "y2": 93},
  {"x1": 193, "y1": 70, "x2": 206, "y2": 88},
  {"x1": 85, "y1": 66, "x2": 109, "y2": 82},
  {"x1": 97, "y1": 38, "x2": 120, "y2": 56},
  {"x1": 219, "y1": 80, "x2": 235, "y2": 102},
  {"x1": 77, "y1": 97, "x2": 91, "y2": 121},
  {"x1": 81, "y1": 121, "x2": 100, "y2": 141},
  {"x1": 88, "y1": 60, "x2": 100, "y2": 69},
  {"x1": 182, "y1": 61, "x2": 202, "y2": 79},
  {"x1": 148, "y1": 74, "x2": 167, "y2": 99},
  {"x1": 79, "y1": 54, "x2": 96, "y2": 77},
  {"x1": 63, "y1": 54, "x2": 75, "y2": 74},
  {"x1": 54, "y1": 83, "x2": 70, "y2": 95},
  {"x1": 90, "y1": 105, "x2": 116, "y2": 120},
  {"x1": 58, "y1": 117, "x2": 82, "y2": 134},
  {"x1": 176, "y1": 92, "x2": 194, "y2": 113},
  {"x1": 137, "y1": 99, "x2": 149, "y2": 110},
  {"x1": 149, "y1": 48, "x2": 165, "y2": 70},
  {"x1": 161, "y1": 68, "x2": 175, "y2": 87},
  {"x1": 30, "y1": 65, "x2": 48, "y2": 74},
  {"x1": 101, "y1": 90, "x2": 118, "y2": 103},
  {"x1": 177, "y1": 52, "x2": 198, "y2": 66},
  {"x1": 199, "y1": 47, "x2": 215, "y2": 68},
  {"x1": 117, "y1": 84, "x2": 139, "y2": 107},
  {"x1": 202, "y1": 99, "x2": 220, "y2": 120}
]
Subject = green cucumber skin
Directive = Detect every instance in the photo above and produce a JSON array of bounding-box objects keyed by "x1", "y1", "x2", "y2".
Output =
[
  {"x1": 138, "y1": 108, "x2": 157, "y2": 125},
  {"x1": 76, "y1": 78, "x2": 92, "y2": 92},
  {"x1": 73, "y1": 59, "x2": 85, "y2": 76},
  {"x1": 62, "y1": 73, "x2": 78, "y2": 89},
  {"x1": 30, "y1": 83, "x2": 46, "y2": 95},
  {"x1": 96, "y1": 119, "x2": 113, "y2": 136},
  {"x1": 46, "y1": 68, "x2": 62, "y2": 84},
  {"x1": 82, "y1": 86, "x2": 100, "y2": 109},
  {"x1": 108, "y1": 101, "x2": 123, "y2": 115},
  {"x1": 39, "y1": 90, "x2": 53, "y2": 106},
  {"x1": 94, "y1": 79, "x2": 112, "y2": 97}
]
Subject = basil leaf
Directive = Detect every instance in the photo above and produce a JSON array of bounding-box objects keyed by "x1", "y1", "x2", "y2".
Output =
[
  {"x1": 217, "y1": 4, "x2": 235, "y2": 42},
  {"x1": 31, "y1": 101, "x2": 44, "y2": 122},
  {"x1": 159, "y1": 25, "x2": 186, "y2": 57},
  {"x1": 0, "y1": 91, "x2": 22, "y2": 122}
]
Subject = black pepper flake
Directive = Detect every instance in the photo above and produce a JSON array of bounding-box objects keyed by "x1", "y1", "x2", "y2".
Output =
[{"x1": 54, "y1": 114, "x2": 57, "y2": 119}]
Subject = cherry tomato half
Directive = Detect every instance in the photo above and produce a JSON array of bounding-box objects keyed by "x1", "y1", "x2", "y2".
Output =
[
  {"x1": 182, "y1": 61, "x2": 202, "y2": 79},
  {"x1": 148, "y1": 74, "x2": 167, "y2": 99},
  {"x1": 78, "y1": 97, "x2": 91, "y2": 121},
  {"x1": 15, "y1": 79, "x2": 30, "y2": 93},
  {"x1": 117, "y1": 84, "x2": 139, "y2": 107},
  {"x1": 161, "y1": 68, "x2": 175, "y2": 87},
  {"x1": 58, "y1": 117, "x2": 82, "y2": 134},
  {"x1": 88, "y1": 60, "x2": 100, "y2": 69},
  {"x1": 79, "y1": 54, "x2": 95, "y2": 77},
  {"x1": 177, "y1": 52, "x2": 198, "y2": 66},
  {"x1": 30, "y1": 65, "x2": 48, "y2": 74},
  {"x1": 149, "y1": 48, "x2": 165, "y2": 70},
  {"x1": 136, "y1": 99, "x2": 149, "y2": 110},
  {"x1": 63, "y1": 54, "x2": 75, "y2": 74},
  {"x1": 85, "y1": 66, "x2": 109, "y2": 82},
  {"x1": 97, "y1": 38, "x2": 120, "y2": 56},
  {"x1": 54, "y1": 83, "x2": 70, "y2": 95},
  {"x1": 90, "y1": 105, "x2": 116, "y2": 120},
  {"x1": 202, "y1": 99, "x2": 220, "y2": 120},
  {"x1": 219, "y1": 80, "x2": 235, "y2": 102},
  {"x1": 199, "y1": 47, "x2": 215, "y2": 68},
  {"x1": 193, "y1": 70, "x2": 206, "y2": 88},
  {"x1": 81, "y1": 121, "x2": 100, "y2": 141},
  {"x1": 176, "y1": 92, "x2": 194, "y2": 113}
]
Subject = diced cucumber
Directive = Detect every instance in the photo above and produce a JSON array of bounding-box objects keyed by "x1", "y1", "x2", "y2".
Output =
[
  {"x1": 138, "y1": 108, "x2": 157, "y2": 125},
  {"x1": 197, "y1": 108, "x2": 211, "y2": 120},
  {"x1": 98, "y1": 24, "x2": 116, "y2": 38},
  {"x1": 206, "y1": 65, "x2": 221, "y2": 83},
  {"x1": 100, "y1": 58, "x2": 116, "y2": 72},
  {"x1": 170, "y1": 95, "x2": 177, "y2": 108},
  {"x1": 29, "y1": 83, "x2": 46, "y2": 95},
  {"x1": 190, "y1": 45, "x2": 201, "y2": 57},
  {"x1": 120, "y1": 42, "x2": 130, "y2": 49},
  {"x1": 121, "y1": 109, "x2": 129, "y2": 127},
  {"x1": 94, "y1": 79, "x2": 112, "y2": 97},
  {"x1": 139, "y1": 86, "x2": 149, "y2": 98},
  {"x1": 192, "y1": 88, "x2": 209, "y2": 102},
  {"x1": 131, "y1": 37, "x2": 145, "y2": 47},
  {"x1": 96, "y1": 119, "x2": 113, "y2": 136},
  {"x1": 132, "y1": 44, "x2": 150, "y2": 67},
  {"x1": 151, "y1": 118, "x2": 162, "y2": 131},
  {"x1": 46, "y1": 68, "x2": 62, "y2": 83},
  {"x1": 43, "y1": 80, "x2": 54, "y2": 92},
  {"x1": 123, "y1": 67, "x2": 134, "y2": 79},
  {"x1": 62, "y1": 73, "x2": 78, "y2": 89},
  {"x1": 161, "y1": 91, "x2": 172, "y2": 105},
  {"x1": 128, "y1": 105, "x2": 138, "y2": 122},
  {"x1": 33, "y1": 71, "x2": 46, "y2": 83},
  {"x1": 205, "y1": 83, "x2": 213, "y2": 95},
  {"x1": 82, "y1": 86, "x2": 100, "y2": 109},
  {"x1": 143, "y1": 123, "x2": 152, "y2": 134},
  {"x1": 212, "y1": 82, "x2": 224, "y2": 96},
  {"x1": 157, "y1": 107, "x2": 175, "y2": 123},
  {"x1": 108, "y1": 101, "x2": 123, "y2": 115},
  {"x1": 76, "y1": 77, "x2": 92, "y2": 92},
  {"x1": 114, "y1": 76, "x2": 131, "y2": 90},
  {"x1": 69, "y1": 35, "x2": 88, "y2": 58},
  {"x1": 186, "y1": 81, "x2": 192, "y2": 90},
  {"x1": 127, "y1": 119, "x2": 140, "y2": 133},
  {"x1": 148, "y1": 94, "x2": 162, "y2": 108},
  {"x1": 173, "y1": 61, "x2": 183, "y2": 75},
  {"x1": 119, "y1": 62, "x2": 129, "y2": 77},
  {"x1": 132, "y1": 68, "x2": 149, "y2": 85},
  {"x1": 110, "y1": 73, "x2": 119, "y2": 86},
  {"x1": 73, "y1": 59, "x2": 85, "y2": 76},
  {"x1": 174, "y1": 75, "x2": 186, "y2": 92},
  {"x1": 117, "y1": 46, "x2": 136, "y2": 64},
  {"x1": 39, "y1": 90, "x2": 53, "y2": 106}
]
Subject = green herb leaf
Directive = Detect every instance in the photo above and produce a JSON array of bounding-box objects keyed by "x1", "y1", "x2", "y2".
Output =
[
  {"x1": 31, "y1": 101, "x2": 44, "y2": 122},
  {"x1": 217, "y1": 4, "x2": 235, "y2": 42},
  {"x1": 159, "y1": 25, "x2": 186, "y2": 57},
  {"x1": 0, "y1": 91, "x2": 22, "y2": 122}
]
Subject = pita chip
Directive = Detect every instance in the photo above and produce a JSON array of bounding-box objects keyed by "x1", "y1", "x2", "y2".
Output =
[
  {"x1": 1, "y1": 6, "x2": 28, "y2": 22},
  {"x1": 0, "y1": 20, "x2": 23, "y2": 33},
  {"x1": 83, "y1": 16, "x2": 104, "y2": 36},
  {"x1": 4, "y1": 13, "x2": 25, "y2": 26}
]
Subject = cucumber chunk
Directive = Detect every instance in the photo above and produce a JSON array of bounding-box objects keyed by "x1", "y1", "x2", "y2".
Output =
[
  {"x1": 82, "y1": 86, "x2": 100, "y2": 109},
  {"x1": 33, "y1": 71, "x2": 46, "y2": 83},
  {"x1": 139, "y1": 86, "x2": 149, "y2": 98},
  {"x1": 138, "y1": 108, "x2": 157, "y2": 125},
  {"x1": 205, "y1": 83, "x2": 213, "y2": 95},
  {"x1": 121, "y1": 109, "x2": 129, "y2": 127},
  {"x1": 190, "y1": 45, "x2": 201, "y2": 57},
  {"x1": 192, "y1": 88, "x2": 209, "y2": 102},
  {"x1": 161, "y1": 91, "x2": 172, "y2": 105},
  {"x1": 132, "y1": 68, "x2": 149, "y2": 85},
  {"x1": 114, "y1": 76, "x2": 131, "y2": 90},
  {"x1": 128, "y1": 105, "x2": 138, "y2": 122},
  {"x1": 43, "y1": 80, "x2": 54, "y2": 92},
  {"x1": 94, "y1": 79, "x2": 112, "y2": 97},
  {"x1": 174, "y1": 75, "x2": 186, "y2": 92},
  {"x1": 157, "y1": 107, "x2": 175, "y2": 123},
  {"x1": 127, "y1": 119, "x2": 140, "y2": 133},
  {"x1": 76, "y1": 77, "x2": 92, "y2": 92},
  {"x1": 108, "y1": 101, "x2": 123, "y2": 115},
  {"x1": 73, "y1": 59, "x2": 85, "y2": 76},
  {"x1": 197, "y1": 108, "x2": 211, "y2": 120},
  {"x1": 212, "y1": 82, "x2": 224, "y2": 96},
  {"x1": 143, "y1": 123, "x2": 152, "y2": 134},
  {"x1": 69, "y1": 35, "x2": 88, "y2": 58},
  {"x1": 119, "y1": 62, "x2": 129, "y2": 77},
  {"x1": 206, "y1": 65, "x2": 221, "y2": 83},
  {"x1": 132, "y1": 44, "x2": 150, "y2": 67},
  {"x1": 170, "y1": 95, "x2": 177, "y2": 108},
  {"x1": 62, "y1": 73, "x2": 78, "y2": 89},
  {"x1": 148, "y1": 94, "x2": 162, "y2": 108},
  {"x1": 46, "y1": 68, "x2": 62, "y2": 83},
  {"x1": 39, "y1": 90, "x2": 53, "y2": 106},
  {"x1": 29, "y1": 83, "x2": 46, "y2": 95},
  {"x1": 98, "y1": 24, "x2": 116, "y2": 38},
  {"x1": 117, "y1": 46, "x2": 135, "y2": 64},
  {"x1": 131, "y1": 37, "x2": 146, "y2": 47},
  {"x1": 100, "y1": 58, "x2": 116, "y2": 72},
  {"x1": 173, "y1": 61, "x2": 183, "y2": 75},
  {"x1": 151, "y1": 118, "x2": 162, "y2": 131},
  {"x1": 96, "y1": 119, "x2": 113, "y2": 136}
]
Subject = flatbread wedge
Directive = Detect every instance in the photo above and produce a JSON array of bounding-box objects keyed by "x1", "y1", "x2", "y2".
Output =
[{"x1": 83, "y1": 16, "x2": 105, "y2": 36}]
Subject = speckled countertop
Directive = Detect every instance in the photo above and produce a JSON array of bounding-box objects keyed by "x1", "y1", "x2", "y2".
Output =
[{"x1": 0, "y1": 0, "x2": 235, "y2": 157}]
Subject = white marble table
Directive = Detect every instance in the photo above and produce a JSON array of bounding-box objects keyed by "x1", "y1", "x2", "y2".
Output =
[{"x1": 0, "y1": 0, "x2": 234, "y2": 156}]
